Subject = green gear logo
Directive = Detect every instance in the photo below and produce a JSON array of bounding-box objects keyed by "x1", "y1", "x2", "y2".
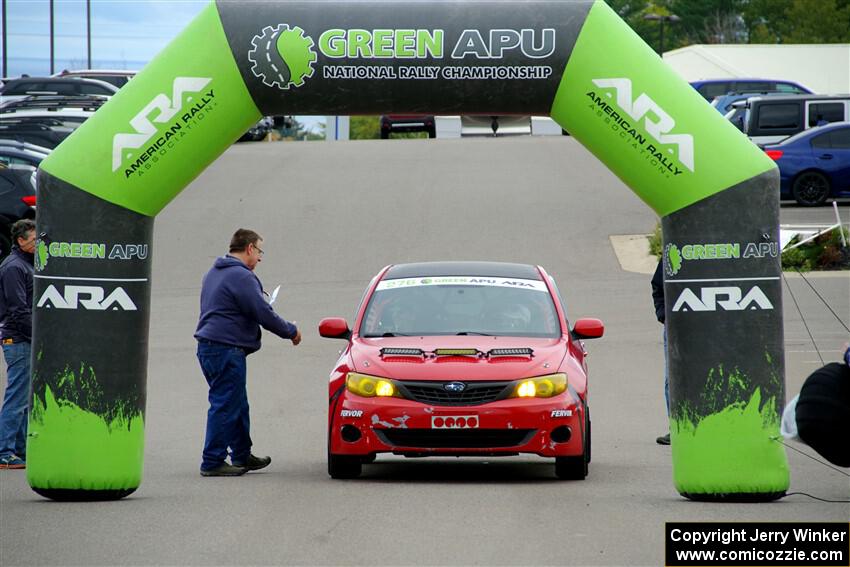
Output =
[
  {"x1": 35, "y1": 240, "x2": 48, "y2": 272},
  {"x1": 664, "y1": 243, "x2": 682, "y2": 276},
  {"x1": 248, "y1": 24, "x2": 317, "y2": 89}
]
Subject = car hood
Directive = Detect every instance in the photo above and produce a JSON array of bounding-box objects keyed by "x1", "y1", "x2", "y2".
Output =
[{"x1": 350, "y1": 336, "x2": 567, "y2": 381}]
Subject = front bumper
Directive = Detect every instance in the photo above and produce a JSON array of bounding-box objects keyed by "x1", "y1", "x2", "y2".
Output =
[{"x1": 329, "y1": 393, "x2": 585, "y2": 458}]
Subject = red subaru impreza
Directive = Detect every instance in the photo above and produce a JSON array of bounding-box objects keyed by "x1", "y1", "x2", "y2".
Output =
[{"x1": 319, "y1": 262, "x2": 603, "y2": 479}]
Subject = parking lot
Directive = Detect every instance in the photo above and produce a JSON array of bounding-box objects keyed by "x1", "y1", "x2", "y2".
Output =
[{"x1": 1, "y1": 136, "x2": 847, "y2": 566}]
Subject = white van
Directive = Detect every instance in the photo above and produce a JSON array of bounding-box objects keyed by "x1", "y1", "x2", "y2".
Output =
[{"x1": 727, "y1": 94, "x2": 850, "y2": 145}]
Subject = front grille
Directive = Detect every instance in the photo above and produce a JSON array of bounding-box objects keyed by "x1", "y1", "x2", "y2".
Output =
[
  {"x1": 376, "y1": 428, "x2": 536, "y2": 449},
  {"x1": 400, "y1": 381, "x2": 511, "y2": 406}
]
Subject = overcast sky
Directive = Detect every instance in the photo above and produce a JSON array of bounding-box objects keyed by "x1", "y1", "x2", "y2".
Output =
[{"x1": 2, "y1": 0, "x2": 324, "y2": 131}]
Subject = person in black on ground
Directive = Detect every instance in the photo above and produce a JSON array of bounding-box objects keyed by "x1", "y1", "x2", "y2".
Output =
[{"x1": 651, "y1": 259, "x2": 671, "y2": 445}]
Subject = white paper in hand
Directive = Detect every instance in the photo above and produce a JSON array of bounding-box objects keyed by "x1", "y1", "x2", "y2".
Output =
[{"x1": 269, "y1": 285, "x2": 281, "y2": 305}]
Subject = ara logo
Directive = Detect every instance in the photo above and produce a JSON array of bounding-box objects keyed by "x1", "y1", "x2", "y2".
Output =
[
  {"x1": 111, "y1": 77, "x2": 212, "y2": 172},
  {"x1": 591, "y1": 78, "x2": 694, "y2": 172},
  {"x1": 248, "y1": 24, "x2": 317, "y2": 89},
  {"x1": 37, "y1": 284, "x2": 138, "y2": 311},
  {"x1": 672, "y1": 286, "x2": 773, "y2": 312}
]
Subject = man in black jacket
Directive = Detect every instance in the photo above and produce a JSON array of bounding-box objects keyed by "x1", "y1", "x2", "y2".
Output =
[
  {"x1": 0, "y1": 219, "x2": 35, "y2": 469},
  {"x1": 651, "y1": 259, "x2": 670, "y2": 445}
]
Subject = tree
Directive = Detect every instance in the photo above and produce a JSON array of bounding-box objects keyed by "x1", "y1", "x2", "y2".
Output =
[
  {"x1": 349, "y1": 116, "x2": 381, "y2": 140},
  {"x1": 743, "y1": 0, "x2": 850, "y2": 43}
]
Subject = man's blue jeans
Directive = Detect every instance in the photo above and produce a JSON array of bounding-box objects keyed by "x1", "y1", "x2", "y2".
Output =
[
  {"x1": 0, "y1": 342, "x2": 31, "y2": 460},
  {"x1": 197, "y1": 341, "x2": 252, "y2": 470}
]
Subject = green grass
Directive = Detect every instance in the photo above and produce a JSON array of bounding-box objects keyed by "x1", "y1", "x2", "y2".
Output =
[{"x1": 781, "y1": 226, "x2": 849, "y2": 272}]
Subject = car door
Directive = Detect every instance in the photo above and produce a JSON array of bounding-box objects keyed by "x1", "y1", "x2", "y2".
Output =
[{"x1": 812, "y1": 128, "x2": 850, "y2": 193}]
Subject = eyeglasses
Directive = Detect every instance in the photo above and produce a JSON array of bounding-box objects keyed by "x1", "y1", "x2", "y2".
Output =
[{"x1": 253, "y1": 243, "x2": 264, "y2": 256}]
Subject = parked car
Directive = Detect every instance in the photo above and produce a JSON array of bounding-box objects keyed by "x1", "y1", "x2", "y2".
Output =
[
  {"x1": 690, "y1": 78, "x2": 812, "y2": 101},
  {"x1": 52, "y1": 69, "x2": 137, "y2": 89},
  {"x1": 0, "y1": 76, "x2": 118, "y2": 108},
  {"x1": 319, "y1": 261, "x2": 604, "y2": 480},
  {"x1": 727, "y1": 94, "x2": 850, "y2": 145},
  {"x1": 763, "y1": 122, "x2": 850, "y2": 206},
  {"x1": 0, "y1": 96, "x2": 104, "y2": 149},
  {"x1": 0, "y1": 163, "x2": 37, "y2": 258},
  {"x1": 0, "y1": 140, "x2": 49, "y2": 168},
  {"x1": 380, "y1": 115, "x2": 436, "y2": 138}
]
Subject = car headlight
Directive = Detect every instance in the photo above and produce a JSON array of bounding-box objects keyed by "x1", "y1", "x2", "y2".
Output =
[
  {"x1": 346, "y1": 372, "x2": 404, "y2": 398},
  {"x1": 510, "y1": 373, "x2": 567, "y2": 398}
]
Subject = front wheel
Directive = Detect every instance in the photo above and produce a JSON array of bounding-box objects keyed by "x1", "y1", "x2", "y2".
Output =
[
  {"x1": 328, "y1": 453, "x2": 362, "y2": 479},
  {"x1": 792, "y1": 171, "x2": 830, "y2": 206},
  {"x1": 555, "y1": 455, "x2": 587, "y2": 480}
]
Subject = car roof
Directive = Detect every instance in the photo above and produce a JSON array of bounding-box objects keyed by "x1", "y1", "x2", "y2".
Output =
[
  {"x1": 0, "y1": 139, "x2": 51, "y2": 154},
  {"x1": 54, "y1": 69, "x2": 137, "y2": 76},
  {"x1": 0, "y1": 95, "x2": 106, "y2": 114},
  {"x1": 0, "y1": 76, "x2": 119, "y2": 92},
  {"x1": 748, "y1": 94, "x2": 850, "y2": 103},
  {"x1": 383, "y1": 261, "x2": 542, "y2": 280},
  {"x1": 691, "y1": 78, "x2": 804, "y2": 85}
]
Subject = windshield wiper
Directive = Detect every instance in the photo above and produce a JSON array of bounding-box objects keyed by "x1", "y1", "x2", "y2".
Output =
[{"x1": 456, "y1": 331, "x2": 494, "y2": 336}]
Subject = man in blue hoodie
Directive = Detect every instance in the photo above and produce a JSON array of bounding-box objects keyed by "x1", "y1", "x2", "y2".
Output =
[
  {"x1": 195, "y1": 228, "x2": 301, "y2": 477},
  {"x1": 0, "y1": 219, "x2": 36, "y2": 470}
]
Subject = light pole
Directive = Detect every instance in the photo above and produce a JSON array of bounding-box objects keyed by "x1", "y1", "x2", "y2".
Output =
[
  {"x1": 86, "y1": 0, "x2": 91, "y2": 68},
  {"x1": 643, "y1": 13, "x2": 680, "y2": 55},
  {"x1": 49, "y1": 0, "x2": 54, "y2": 74},
  {"x1": 2, "y1": 0, "x2": 7, "y2": 77}
]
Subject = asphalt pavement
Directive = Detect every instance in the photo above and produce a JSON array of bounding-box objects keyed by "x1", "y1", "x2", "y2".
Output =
[{"x1": 1, "y1": 137, "x2": 847, "y2": 566}]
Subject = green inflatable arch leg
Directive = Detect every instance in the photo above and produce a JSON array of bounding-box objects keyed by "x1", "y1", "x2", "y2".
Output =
[{"x1": 32, "y1": 0, "x2": 787, "y2": 500}]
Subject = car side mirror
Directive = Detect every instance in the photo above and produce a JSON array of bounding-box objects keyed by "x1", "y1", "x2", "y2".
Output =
[
  {"x1": 319, "y1": 317, "x2": 351, "y2": 340},
  {"x1": 571, "y1": 318, "x2": 604, "y2": 339}
]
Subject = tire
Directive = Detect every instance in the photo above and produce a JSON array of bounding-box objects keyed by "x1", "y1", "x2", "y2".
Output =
[
  {"x1": 380, "y1": 131, "x2": 389, "y2": 139},
  {"x1": 555, "y1": 410, "x2": 589, "y2": 480},
  {"x1": 427, "y1": 127, "x2": 436, "y2": 139},
  {"x1": 555, "y1": 455, "x2": 587, "y2": 480},
  {"x1": 328, "y1": 453, "x2": 362, "y2": 479},
  {"x1": 792, "y1": 171, "x2": 830, "y2": 206}
]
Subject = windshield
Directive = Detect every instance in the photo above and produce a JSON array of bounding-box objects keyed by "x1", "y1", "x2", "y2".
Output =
[{"x1": 360, "y1": 277, "x2": 561, "y2": 338}]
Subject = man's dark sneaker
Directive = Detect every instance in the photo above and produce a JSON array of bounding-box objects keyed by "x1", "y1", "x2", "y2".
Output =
[
  {"x1": 656, "y1": 433, "x2": 671, "y2": 445},
  {"x1": 200, "y1": 463, "x2": 248, "y2": 477},
  {"x1": 0, "y1": 454, "x2": 25, "y2": 469},
  {"x1": 233, "y1": 454, "x2": 271, "y2": 471}
]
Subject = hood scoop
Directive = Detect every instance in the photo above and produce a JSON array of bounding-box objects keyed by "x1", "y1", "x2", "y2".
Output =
[
  {"x1": 378, "y1": 347, "x2": 534, "y2": 360},
  {"x1": 380, "y1": 347, "x2": 425, "y2": 358},
  {"x1": 488, "y1": 348, "x2": 534, "y2": 357}
]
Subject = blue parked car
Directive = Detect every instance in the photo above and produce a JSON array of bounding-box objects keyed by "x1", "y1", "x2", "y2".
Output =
[
  {"x1": 763, "y1": 122, "x2": 850, "y2": 206},
  {"x1": 690, "y1": 78, "x2": 812, "y2": 101}
]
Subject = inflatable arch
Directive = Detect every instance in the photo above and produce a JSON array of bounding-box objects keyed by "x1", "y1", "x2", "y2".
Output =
[{"x1": 30, "y1": 0, "x2": 788, "y2": 501}]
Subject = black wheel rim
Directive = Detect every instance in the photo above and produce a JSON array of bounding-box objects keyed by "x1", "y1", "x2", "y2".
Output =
[{"x1": 795, "y1": 173, "x2": 829, "y2": 205}]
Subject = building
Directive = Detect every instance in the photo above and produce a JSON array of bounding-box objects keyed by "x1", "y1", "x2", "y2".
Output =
[{"x1": 663, "y1": 44, "x2": 850, "y2": 95}]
